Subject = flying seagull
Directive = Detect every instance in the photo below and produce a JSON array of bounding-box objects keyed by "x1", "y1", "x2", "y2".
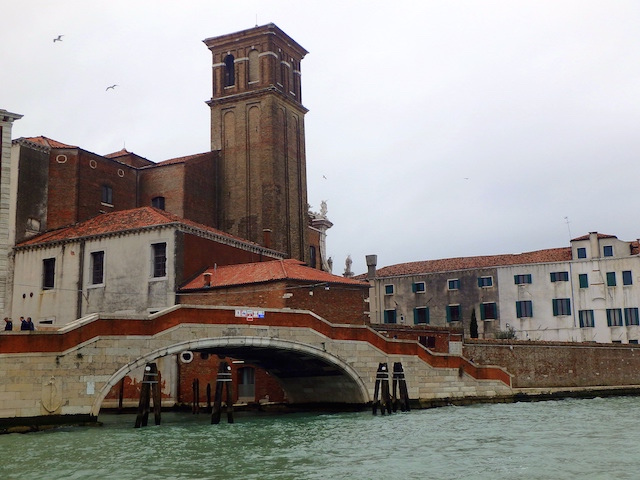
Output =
[
  {"x1": 105, "y1": 84, "x2": 118, "y2": 91},
  {"x1": 53, "y1": 35, "x2": 64, "y2": 42}
]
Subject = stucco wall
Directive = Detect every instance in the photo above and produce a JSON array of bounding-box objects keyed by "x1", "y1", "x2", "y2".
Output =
[{"x1": 13, "y1": 229, "x2": 176, "y2": 325}]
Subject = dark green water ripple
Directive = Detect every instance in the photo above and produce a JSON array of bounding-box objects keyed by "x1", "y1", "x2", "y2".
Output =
[{"x1": 1, "y1": 396, "x2": 639, "y2": 479}]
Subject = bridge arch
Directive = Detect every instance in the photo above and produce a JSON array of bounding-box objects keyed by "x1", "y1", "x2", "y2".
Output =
[{"x1": 92, "y1": 336, "x2": 370, "y2": 416}]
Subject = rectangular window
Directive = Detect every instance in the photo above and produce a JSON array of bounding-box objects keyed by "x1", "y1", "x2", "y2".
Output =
[
  {"x1": 90, "y1": 251, "x2": 104, "y2": 285},
  {"x1": 603, "y1": 245, "x2": 613, "y2": 257},
  {"x1": 480, "y1": 302, "x2": 497, "y2": 320},
  {"x1": 578, "y1": 274, "x2": 588, "y2": 288},
  {"x1": 514, "y1": 274, "x2": 532, "y2": 285},
  {"x1": 448, "y1": 279, "x2": 460, "y2": 290},
  {"x1": 152, "y1": 242, "x2": 167, "y2": 278},
  {"x1": 43, "y1": 258, "x2": 55, "y2": 290},
  {"x1": 414, "y1": 307, "x2": 429, "y2": 324},
  {"x1": 623, "y1": 271, "x2": 633, "y2": 286},
  {"x1": 577, "y1": 247, "x2": 587, "y2": 259},
  {"x1": 606, "y1": 272, "x2": 616, "y2": 287},
  {"x1": 384, "y1": 309, "x2": 397, "y2": 324},
  {"x1": 516, "y1": 300, "x2": 533, "y2": 318},
  {"x1": 477, "y1": 276, "x2": 493, "y2": 288},
  {"x1": 384, "y1": 284, "x2": 394, "y2": 295},
  {"x1": 579, "y1": 310, "x2": 595, "y2": 328},
  {"x1": 446, "y1": 304, "x2": 461, "y2": 322},
  {"x1": 550, "y1": 271, "x2": 569, "y2": 282},
  {"x1": 101, "y1": 185, "x2": 113, "y2": 205},
  {"x1": 552, "y1": 298, "x2": 571, "y2": 316},
  {"x1": 625, "y1": 308, "x2": 639, "y2": 326},
  {"x1": 607, "y1": 308, "x2": 623, "y2": 327},
  {"x1": 412, "y1": 282, "x2": 426, "y2": 293}
]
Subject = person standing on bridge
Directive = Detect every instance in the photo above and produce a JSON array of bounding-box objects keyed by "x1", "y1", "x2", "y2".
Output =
[
  {"x1": 20, "y1": 317, "x2": 28, "y2": 330},
  {"x1": 26, "y1": 317, "x2": 34, "y2": 330},
  {"x1": 3, "y1": 317, "x2": 12, "y2": 331}
]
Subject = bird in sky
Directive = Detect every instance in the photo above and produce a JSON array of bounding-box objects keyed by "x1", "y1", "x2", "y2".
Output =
[
  {"x1": 53, "y1": 35, "x2": 63, "y2": 42},
  {"x1": 105, "y1": 84, "x2": 118, "y2": 91},
  {"x1": 322, "y1": 175, "x2": 327, "y2": 179}
]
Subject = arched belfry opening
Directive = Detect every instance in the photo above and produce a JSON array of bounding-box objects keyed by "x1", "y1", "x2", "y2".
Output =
[{"x1": 224, "y1": 54, "x2": 235, "y2": 86}]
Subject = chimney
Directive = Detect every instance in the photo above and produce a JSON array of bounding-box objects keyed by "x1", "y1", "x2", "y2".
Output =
[
  {"x1": 203, "y1": 272, "x2": 212, "y2": 287},
  {"x1": 589, "y1": 232, "x2": 599, "y2": 259},
  {"x1": 366, "y1": 254, "x2": 377, "y2": 280},
  {"x1": 263, "y1": 229, "x2": 272, "y2": 249}
]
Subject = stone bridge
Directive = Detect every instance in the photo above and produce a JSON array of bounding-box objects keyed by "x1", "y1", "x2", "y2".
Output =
[{"x1": 0, "y1": 305, "x2": 512, "y2": 427}]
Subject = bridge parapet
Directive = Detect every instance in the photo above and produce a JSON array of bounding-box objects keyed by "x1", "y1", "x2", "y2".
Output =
[{"x1": 0, "y1": 305, "x2": 512, "y2": 426}]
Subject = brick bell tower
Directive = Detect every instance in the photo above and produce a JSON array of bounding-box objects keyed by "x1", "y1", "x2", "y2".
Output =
[{"x1": 204, "y1": 23, "x2": 309, "y2": 262}]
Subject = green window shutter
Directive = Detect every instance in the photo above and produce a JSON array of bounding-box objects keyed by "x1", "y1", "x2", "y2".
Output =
[
  {"x1": 480, "y1": 305, "x2": 486, "y2": 320},
  {"x1": 516, "y1": 301, "x2": 522, "y2": 318},
  {"x1": 579, "y1": 274, "x2": 588, "y2": 288},
  {"x1": 413, "y1": 308, "x2": 418, "y2": 324},
  {"x1": 426, "y1": 307, "x2": 430, "y2": 324},
  {"x1": 552, "y1": 300, "x2": 558, "y2": 316},
  {"x1": 446, "y1": 306, "x2": 451, "y2": 323},
  {"x1": 514, "y1": 275, "x2": 518, "y2": 284},
  {"x1": 412, "y1": 283, "x2": 416, "y2": 293}
]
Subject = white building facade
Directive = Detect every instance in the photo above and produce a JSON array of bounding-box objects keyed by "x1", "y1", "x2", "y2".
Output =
[{"x1": 367, "y1": 232, "x2": 640, "y2": 344}]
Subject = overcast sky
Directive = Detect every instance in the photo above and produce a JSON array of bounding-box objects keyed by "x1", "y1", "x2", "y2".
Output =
[{"x1": 4, "y1": 1, "x2": 640, "y2": 275}]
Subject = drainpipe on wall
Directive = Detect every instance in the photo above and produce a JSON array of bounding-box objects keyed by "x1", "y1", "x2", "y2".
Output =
[
  {"x1": 263, "y1": 229, "x2": 272, "y2": 249},
  {"x1": 76, "y1": 239, "x2": 85, "y2": 320}
]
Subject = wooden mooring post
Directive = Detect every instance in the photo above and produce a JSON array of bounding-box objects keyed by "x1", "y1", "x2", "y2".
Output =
[
  {"x1": 372, "y1": 362, "x2": 392, "y2": 415},
  {"x1": 392, "y1": 362, "x2": 410, "y2": 412},
  {"x1": 134, "y1": 363, "x2": 161, "y2": 428},
  {"x1": 192, "y1": 378, "x2": 200, "y2": 414},
  {"x1": 211, "y1": 361, "x2": 234, "y2": 424},
  {"x1": 117, "y1": 377, "x2": 125, "y2": 413}
]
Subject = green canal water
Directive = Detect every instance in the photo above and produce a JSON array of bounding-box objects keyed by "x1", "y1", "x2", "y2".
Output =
[{"x1": 1, "y1": 396, "x2": 639, "y2": 479}]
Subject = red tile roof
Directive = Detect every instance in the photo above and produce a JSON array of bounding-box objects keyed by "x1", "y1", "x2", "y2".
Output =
[
  {"x1": 16, "y1": 207, "x2": 266, "y2": 250},
  {"x1": 18, "y1": 136, "x2": 77, "y2": 149},
  {"x1": 571, "y1": 233, "x2": 617, "y2": 241},
  {"x1": 145, "y1": 152, "x2": 213, "y2": 168},
  {"x1": 373, "y1": 247, "x2": 573, "y2": 278},
  {"x1": 180, "y1": 259, "x2": 369, "y2": 290}
]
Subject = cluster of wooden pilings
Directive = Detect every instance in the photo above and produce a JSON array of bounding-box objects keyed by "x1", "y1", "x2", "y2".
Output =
[
  {"x1": 372, "y1": 362, "x2": 410, "y2": 415},
  {"x1": 134, "y1": 361, "x2": 235, "y2": 428}
]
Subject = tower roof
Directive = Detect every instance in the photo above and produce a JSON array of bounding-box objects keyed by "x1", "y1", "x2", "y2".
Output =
[{"x1": 203, "y1": 23, "x2": 307, "y2": 57}]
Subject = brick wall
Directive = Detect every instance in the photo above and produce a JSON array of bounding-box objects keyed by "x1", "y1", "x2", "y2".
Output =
[
  {"x1": 463, "y1": 339, "x2": 640, "y2": 388},
  {"x1": 179, "y1": 280, "x2": 368, "y2": 324},
  {"x1": 371, "y1": 324, "x2": 462, "y2": 354},
  {"x1": 47, "y1": 149, "x2": 79, "y2": 229},
  {"x1": 176, "y1": 353, "x2": 285, "y2": 405},
  {"x1": 177, "y1": 232, "x2": 279, "y2": 287},
  {"x1": 47, "y1": 149, "x2": 138, "y2": 229},
  {"x1": 183, "y1": 153, "x2": 219, "y2": 228},
  {"x1": 139, "y1": 163, "x2": 186, "y2": 217}
]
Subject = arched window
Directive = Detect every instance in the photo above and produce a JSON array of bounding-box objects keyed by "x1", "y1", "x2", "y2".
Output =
[
  {"x1": 151, "y1": 196, "x2": 165, "y2": 210},
  {"x1": 248, "y1": 49, "x2": 259, "y2": 83},
  {"x1": 224, "y1": 54, "x2": 235, "y2": 87}
]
